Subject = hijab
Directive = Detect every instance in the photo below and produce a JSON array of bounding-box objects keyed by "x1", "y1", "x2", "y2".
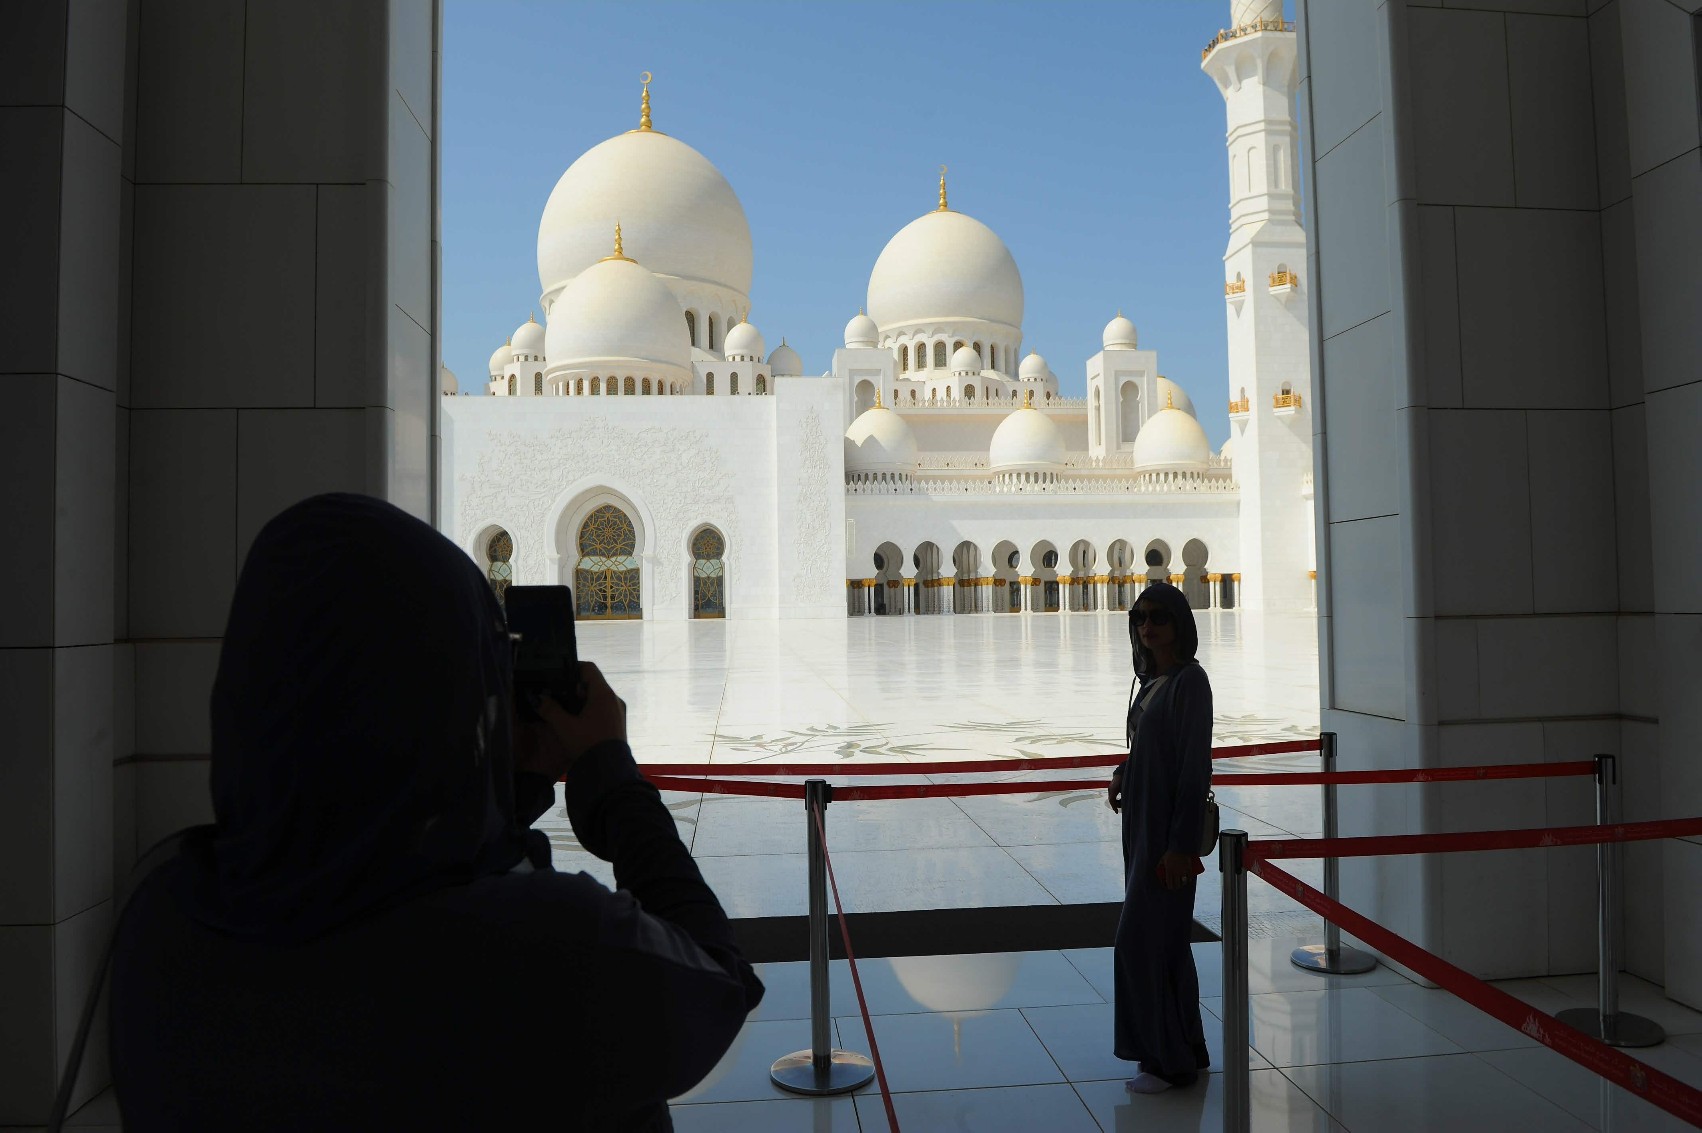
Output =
[
  {"x1": 174, "y1": 493, "x2": 537, "y2": 943},
  {"x1": 1125, "y1": 581, "x2": 1201, "y2": 748}
]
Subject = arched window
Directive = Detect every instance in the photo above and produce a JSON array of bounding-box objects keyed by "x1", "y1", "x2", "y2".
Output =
[
  {"x1": 685, "y1": 310, "x2": 697, "y2": 346},
  {"x1": 534, "y1": 373, "x2": 543, "y2": 395},
  {"x1": 973, "y1": 342, "x2": 982, "y2": 361},
  {"x1": 485, "y1": 529, "x2": 514, "y2": 604},
  {"x1": 988, "y1": 345, "x2": 997, "y2": 370},
  {"x1": 708, "y1": 315, "x2": 717, "y2": 352},
  {"x1": 756, "y1": 375, "x2": 766, "y2": 394},
  {"x1": 575, "y1": 505, "x2": 641, "y2": 620},
  {"x1": 607, "y1": 377, "x2": 617, "y2": 397},
  {"x1": 507, "y1": 375, "x2": 516, "y2": 396},
  {"x1": 953, "y1": 340, "x2": 965, "y2": 353},
  {"x1": 706, "y1": 373, "x2": 715, "y2": 395},
  {"x1": 909, "y1": 389, "x2": 916, "y2": 403},
  {"x1": 591, "y1": 376, "x2": 601, "y2": 395},
  {"x1": 730, "y1": 373, "x2": 739, "y2": 395},
  {"x1": 691, "y1": 527, "x2": 726, "y2": 619},
  {"x1": 642, "y1": 377, "x2": 652, "y2": 395},
  {"x1": 624, "y1": 376, "x2": 635, "y2": 395},
  {"x1": 575, "y1": 377, "x2": 584, "y2": 396},
  {"x1": 964, "y1": 385, "x2": 975, "y2": 401},
  {"x1": 1092, "y1": 387, "x2": 1102, "y2": 438},
  {"x1": 899, "y1": 345, "x2": 909, "y2": 371},
  {"x1": 929, "y1": 389, "x2": 937, "y2": 402},
  {"x1": 915, "y1": 343, "x2": 927, "y2": 370},
  {"x1": 933, "y1": 341, "x2": 947, "y2": 368}
]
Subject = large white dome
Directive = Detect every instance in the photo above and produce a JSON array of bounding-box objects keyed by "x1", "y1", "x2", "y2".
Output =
[
  {"x1": 1231, "y1": 0, "x2": 1284, "y2": 25},
  {"x1": 536, "y1": 129, "x2": 752, "y2": 309},
  {"x1": 867, "y1": 209, "x2": 1023, "y2": 331},
  {"x1": 844, "y1": 403, "x2": 917, "y2": 473},
  {"x1": 544, "y1": 255, "x2": 691, "y2": 374},
  {"x1": 1156, "y1": 376, "x2": 1197, "y2": 419},
  {"x1": 1133, "y1": 407, "x2": 1212, "y2": 472},
  {"x1": 989, "y1": 399, "x2": 1065, "y2": 472}
]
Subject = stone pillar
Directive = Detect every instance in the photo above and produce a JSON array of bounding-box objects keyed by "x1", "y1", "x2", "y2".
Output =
[
  {"x1": 1208, "y1": 574, "x2": 1223, "y2": 610},
  {"x1": 1019, "y1": 576, "x2": 1035, "y2": 613},
  {"x1": 1057, "y1": 573, "x2": 1073, "y2": 612},
  {"x1": 902, "y1": 576, "x2": 916, "y2": 614}
]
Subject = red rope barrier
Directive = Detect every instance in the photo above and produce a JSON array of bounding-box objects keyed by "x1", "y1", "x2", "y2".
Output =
[
  {"x1": 1212, "y1": 760, "x2": 1598, "y2": 787},
  {"x1": 1246, "y1": 816, "x2": 1702, "y2": 861},
  {"x1": 832, "y1": 780, "x2": 1104, "y2": 802},
  {"x1": 811, "y1": 805, "x2": 901, "y2": 1132},
  {"x1": 1248, "y1": 857, "x2": 1702, "y2": 1126},
  {"x1": 646, "y1": 777, "x2": 808, "y2": 798}
]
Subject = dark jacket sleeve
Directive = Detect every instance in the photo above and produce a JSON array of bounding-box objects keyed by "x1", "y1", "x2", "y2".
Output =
[
  {"x1": 1165, "y1": 665, "x2": 1215, "y2": 856},
  {"x1": 561, "y1": 740, "x2": 765, "y2": 1104}
]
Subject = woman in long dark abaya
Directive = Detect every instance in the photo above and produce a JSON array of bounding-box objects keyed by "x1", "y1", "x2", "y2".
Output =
[
  {"x1": 1106, "y1": 581, "x2": 1213, "y2": 1094},
  {"x1": 108, "y1": 493, "x2": 762, "y2": 1131}
]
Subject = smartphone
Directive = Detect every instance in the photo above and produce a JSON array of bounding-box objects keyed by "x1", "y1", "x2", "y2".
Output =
[{"x1": 504, "y1": 585, "x2": 585, "y2": 716}]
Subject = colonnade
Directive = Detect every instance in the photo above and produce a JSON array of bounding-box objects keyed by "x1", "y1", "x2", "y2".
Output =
[{"x1": 846, "y1": 571, "x2": 1242, "y2": 616}]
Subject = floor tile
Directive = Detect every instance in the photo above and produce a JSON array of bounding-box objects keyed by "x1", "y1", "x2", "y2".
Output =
[
  {"x1": 1003, "y1": 839, "x2": 1124, "y2": 903},
  {"x1": 1476, "y1": 1043, "x2": 1702, "y2": 1132},
  {"x1": 1368, "y1": 982, "x2": 1542, "y2": 1052},
  {"x1": 690, "y1": 794, "x2": 996, "y2": 857},
  {"x1": 752, "y1": 951, "x2": 1102, "y2": 1022},
  {"x1": 669, "y1": 1096, "x2": 860, "y2": 1132},
  {"x1": 834, "y1": 1008, "x2": 1065, "y2": 1093},
  {"x1": 1061, "y1": 942, "x2": 1226, "y2": 1003},
  {"x1": 1073, "y1": 1069, "x2": 1346, "y2": 1132},
  {"x1": 1282, "y1": 1054, "x2": 1595, "y2": 1132},
  {"x1": 1537, "y1": 973, "x2": 1702, "y2": 1036},
  {"x1": 695, "y1": 846, "x2": 1059, "y2": 918},
  {"x1": 1204, "y1": 986, "x2": 1465, "y2": 1068},
  {"x1": 854, "y1": 1082, "x2": 1101, "y2": 1133},
  {"x1": 1021, "y1": 1000, "x2": 1272, "y2": 1083},
  {"x1": 670, "y1": 1017, "x2": 842, "y2": 1105}
]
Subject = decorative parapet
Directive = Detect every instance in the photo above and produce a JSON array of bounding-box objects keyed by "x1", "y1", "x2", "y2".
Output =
[
  {"x1": 1228, "y1": 397, "x2": 1250, "y2": 415},
  {"x1": 1269, "y1": 269, "x2": 1298, "y2": 289},
  {"x1": 1273, "y1": 391, "x2": 1303, "y2": 410},
  {"x1": 846, "y1": 470, "x2": 1239, "y2": 497},
  {"x1": 1202, "y1": 17, "x2": 1296, "y2": 59},
  {"x1": 906, "y1": 395, "x2": 1088, "y2": 409},
  {"x1": 1224, "y1": 279, "x2": 1247, "y2": 297}
]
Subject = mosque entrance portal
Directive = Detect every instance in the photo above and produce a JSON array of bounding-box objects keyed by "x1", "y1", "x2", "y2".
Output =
[{"x1": 575, "y1": 504, "x2": 642, "y2": 619}]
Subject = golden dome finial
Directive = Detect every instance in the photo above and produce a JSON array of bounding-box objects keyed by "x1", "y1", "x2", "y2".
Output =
[
  {"x1": 527, "y1": 310, "x2": 536, "y2": 324},
  {"x1": 638, "y1": 72, "x2": 654, "y2": 131},
  {"x1": 1023, "y1": 387, "x2": 1034, "y2": 409},
  {"x1": 874, "y1": 387, "x2": 884, "y2": 409},
  {"x1": 601, "y1": 222, "x2": 634, "y2": 263},
  {"x1": 937, "y1": 164, "x2": 949, "y2": 212},
  {"x1": 1166, "y1": 388, "x2": 1174, "y2": 409}
]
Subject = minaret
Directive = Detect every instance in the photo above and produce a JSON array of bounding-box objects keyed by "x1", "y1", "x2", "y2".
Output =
[{"x1": 1201, "y1": 1, "x2": 1314, "y2": 612}]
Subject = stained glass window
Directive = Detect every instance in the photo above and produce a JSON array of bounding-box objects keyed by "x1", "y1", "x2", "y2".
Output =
[
  {"x1": 624, "y1": 376, "x2": 636, "y2": 395},
  {"x1": 691, "y1": 527, "x2": 725, "y2": 619},
  {"x1": 933, "y1": 341, "x2": 946, "y2": 368},
  {"x1": 899, "y1": 345, "x2": 909, "y2": 371},
  {"x1": 706, "y1": 373, "x2": 715, "y2": 395},
  {"x1": 486, "y1": 529, "x2": 514, "y2": 604},
  {"x1": 534, "y1": 374, "x2": 543, "y2": 395},
  {"x1": 507, "y1": 375, "x2": 516, "y2": 396},
  {"x1": 642, "y1": 377, "x2": 652, "y2": 395},
  {"x1": 575, "y1": 505, "x2": 641, "y2": 620},
  {"x1": 685, "y1": 310, "x2": 697, "y2": 345},
  {"x1": 730, "y1": 373, "x2": 739, "y2": 395},
  {"x1": 756, "y1": 375, "x2": 765, "y2": 394}
]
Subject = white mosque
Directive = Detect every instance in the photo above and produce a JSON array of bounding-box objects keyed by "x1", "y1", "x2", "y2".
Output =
[{"x1": 440, "y1": 4, "x2": 1313, "y2": 622}]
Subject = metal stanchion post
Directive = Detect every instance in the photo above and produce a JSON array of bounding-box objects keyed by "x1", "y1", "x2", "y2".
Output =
[
  {"x1": 1222, "y1": 830, "x2": 1251, "y2": 1133},
  {"x1": 1291, "y1": 731, "x2": 1377, "y2": 974},
  {"x1": 1556, "y1": 755, "x2": 1665, "y2": 1048},
  {"x1": 772, "y1": 780, "x2": 877, "y2": 1094}
]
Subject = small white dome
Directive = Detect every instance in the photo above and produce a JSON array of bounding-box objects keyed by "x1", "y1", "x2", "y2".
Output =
[
  {"x1": 844, "y1": 311, "x2": 879, "y2": 348},
  {"x1": 723, "y1": 319, "x2": 765, "y2": 359},
  {"x1": 512, "y1": 314, "x2": 546, "y2": 358},
  {"x1": 544, "y1": 256, "x2": 691, "y2": 374},
  {"x1": 768, "y1": 339, "x2": 803, "y2": 376},
  {"x1": 1133, "y1": 407, "x2": 1212, "y2": 472},
  {"x1": 440, "y1": 365, "x2": 459, "y2": 395},
  {"x1": 1018, "y1": 352, "x2": 1048, "y2": 381},
  {"x1": 844, "y1": 402, "x2": 917, "y2": 473},
  {"x1": 989, "y1": 397, "x2": 1066, "y2": 472},
  {"x1": 867, "y1": 209, "x2": 1024, "y2": 331},
  {"x1": 1155, "y1": 376, "x2": 1197, "y2": 418},
  {"x1": 1219, "y1": 436, "x2": 1236, "y2": 463},
  {"x1": 950, "y1": 345, "x2": 981, "y2": 373},
  {"x1": 1103, "y1": 313, "x2": 1139, "y2": 350},
  {"x1": 1231, "y1": 0, "x2": 1284, "y2": 26},
  {"x1": 488, "y1": 340, "x2": 513, "y2": 377}
]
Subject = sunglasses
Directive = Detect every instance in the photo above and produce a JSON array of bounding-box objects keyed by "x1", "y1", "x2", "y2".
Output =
[{"x1": 1130, "y1": 608, "x2": 1173, "y2": 628}]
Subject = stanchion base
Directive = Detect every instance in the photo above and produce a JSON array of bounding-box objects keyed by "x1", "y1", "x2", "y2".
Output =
[
  {"x1": 1290, "y1": 943, "x2": 1379, "y2": 975},
  {"x1": 770, "y1": 1049, "x2": 877, "y2": 1095},
  {"x1": 1553, "y1": 1008, "x2": 1666, "y2": 1048}
]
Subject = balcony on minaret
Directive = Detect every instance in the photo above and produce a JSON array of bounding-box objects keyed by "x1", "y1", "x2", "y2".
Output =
[
  {"x1": 1228, "y1": 397, "x2": 1250, "y2": 418},
  {"x1": 1225, "y1": 275, "x2": 1247, "y2": 308},
  {"x1": 1272, "y1": 387, "x2": 1303, "y2": 416},
  {"x1": 1201, "y1": 17, "x2": 1297, "y2": 61},
  {"x1": 1268, "y1": 269, "x2": 1298, "y2": 297}
]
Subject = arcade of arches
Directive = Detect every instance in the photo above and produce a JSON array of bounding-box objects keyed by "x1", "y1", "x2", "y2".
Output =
[{"x1": 848, "y1": 537, "x2": 1238, "y2": 616}]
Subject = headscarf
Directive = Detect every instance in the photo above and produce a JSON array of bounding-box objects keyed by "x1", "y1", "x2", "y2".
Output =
[
  {"x1": 174, "y1": 493, "x2": 536, "y2": 943},
  {"x1": 1125, "y1": 581, "x2": 1201, "y2": 748}
]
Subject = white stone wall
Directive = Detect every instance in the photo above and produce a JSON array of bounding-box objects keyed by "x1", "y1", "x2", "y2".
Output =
[{"x1": 1299, "y1": 0, "x2": 1702, "y2": 993}]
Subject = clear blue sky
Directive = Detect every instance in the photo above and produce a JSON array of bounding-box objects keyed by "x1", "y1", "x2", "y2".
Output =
[{"x1": 443, "y1": 1, "x2": 1288, "y2": 447}]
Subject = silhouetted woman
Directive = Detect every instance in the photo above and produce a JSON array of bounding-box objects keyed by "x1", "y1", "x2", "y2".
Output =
[
  {"x1": 1106, "y1": 581, "x2": 1213, "y2": 1093},
  {"x1": 108, "y1": 494, "x2": 762, "y2": 1130}
]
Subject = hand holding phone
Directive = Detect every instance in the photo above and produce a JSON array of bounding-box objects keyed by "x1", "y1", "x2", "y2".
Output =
[{"x1": 516, "y1": 662, "x2": 627, "y2": 778}]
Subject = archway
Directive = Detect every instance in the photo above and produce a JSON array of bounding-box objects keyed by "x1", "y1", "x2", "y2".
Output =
[
  {"x1": 854, "y1": 379, "x2": 876, "y2": 415},
  {"x1": 690, "y1": 526, "x2": 726, "y2": 619},
  {"x1": 1119, "y1": 381, "x2": 1140, "y2": 445},
  {"x1": 1181, "y1": 538, "x2": 1211, "y2": 610},
  {"x1": 912, "y1": 541, "x2": 942, "y2": 614},
  {"x1": 872, "y1": 540, "x2": 904, "y2": 615},
  {"x1": 1092, "y1": 387, "x2": 1102, "y2": 442},
  {"x1": 991, "y1": 540, "x2": 1020, "y2": 613},
  {"x1": 1106, "y1": 538, "x2": 1135, "y2": 610},
  {"x1": 575, "y1": 504, "x2": 641, "y2": 620},
  {"x1": 1068, "y1": 539, "x2": 1097, "y2": 612},
  {"x1": 482, "y1": 527, "x2": 514, "y2": 605},
  {"x1": 1143, "y1": 540, "x2": 1172, "y2": 594},
  {"x1": 1030, "y1": 540, "x2": 1060, "y2": 613},
  {"x1": 952, "y1": 540, "x2": 981, "y2": 613}
]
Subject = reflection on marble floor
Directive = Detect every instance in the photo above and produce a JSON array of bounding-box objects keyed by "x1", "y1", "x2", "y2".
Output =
[
  {"x1": 664, "y1": 940, "x2": 1702, "y2": 1132},
  {"x1": 536, "y1": 610, "x2": 1329, "y2": 930}
]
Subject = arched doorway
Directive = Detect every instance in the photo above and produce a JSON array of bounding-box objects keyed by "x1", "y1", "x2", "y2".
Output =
[
  {"x1": 690, "y1": 526, "x2": 726, "y2": 619},
  {"x1": 1143, "y1": 540, "x2": 1172, "y2": 595},
  {"x1": 991, "y1": 540, "x2": 1020, "y2": 613},
  {"x1": 1068, "y1": 539, "x2": 1097, "y2": 611},
  {"x1": 1106, "y1": 539, "x2": 1135, "y2": 610},
  {"x1": 854, "y1": 379, "x2": 876, "y2": 415},
  {"x1": 1181, "y1": 538, "x2": 1211, "y2": 610},
  {"x1": 952, "y1": 540, "x2": 980, "y2": 613},
  {"x1": 913, "y1": 541, "x2": 942, "y2": 614},
  {"x1": 485, "y1": 528, "x2": 514, "y2": 605},
  {"x1": 575, "y1": 504, "x2": 641, "y2": 620},
  {"x1": 1031, "y1": 541, "x2": 1060, "y2": 613},
  {"x1": 873, "y1": 540, "x2": 904, "y2": 615}
]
